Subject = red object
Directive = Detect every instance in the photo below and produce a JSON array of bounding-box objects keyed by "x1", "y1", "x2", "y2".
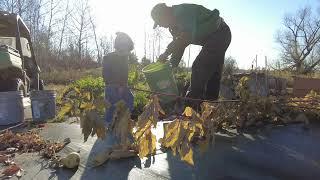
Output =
[
  {"x1": 2, "y1": 164, "x2": 20, "y2": 176},
  {"x1": 37, "y1": 124, "x2": 45, "y2": 128}
]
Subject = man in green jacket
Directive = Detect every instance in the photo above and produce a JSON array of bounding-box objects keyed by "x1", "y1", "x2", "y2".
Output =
[{"x1": 151, "y1": 3, "x2": 231, "y2": 102}]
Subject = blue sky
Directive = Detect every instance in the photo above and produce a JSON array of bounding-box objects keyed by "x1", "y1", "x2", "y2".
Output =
[{"x1": 91, "y1": 0, "x2": 319, "y2": 69}]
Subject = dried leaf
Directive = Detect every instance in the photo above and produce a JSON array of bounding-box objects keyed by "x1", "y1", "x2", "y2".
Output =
[
  {"x1": 162, "y1": 120, "x2": 180, "y2": 147},
  {"x1": 138, "y1": 95, "x2": 164, "y2": 128},
  {"x1": 0, "y1": 155, "x2": 7, "y2": 163},
  {"x1": 138, "y1": 129, "x2": 156, "y2": 158},
  {"x1": 201, "y1": 102, "x2": 214, "y2": 120},
  {"x1": 110, "y1": 101, "x2": 131, "y2": 146},
  {"x1": 73, "y1": 87, "x2": 81, "y2": 94},
  {"x1": 2, "y1": 164, "x2": 20, "y2": 176},
  {"x1": 81, "y1": 110, "x2": 106, "y2": 141},
  {"x1": 80, "y1": 102, "x2": 94, "y2": 110},
  {"x1": 184, "y1": 107, "x2": 193, "y2": 117},
  {"x1": 134, "y1": 120, "x2": 152, "y2": 141},
  {"x1": 80, "y1": 114, "x2": 93, "y2": 142},
  {"x1": 57, "y1": 102, "x2": 73, "y2": 119},
  {"x1": 83, "y1": 92, "x2": 91, "y2": 101},
  {"x1": 183, "y1": 107, "x2": 203, "y2": 123},
  {"x1": 179, "y1": 143, "x2": 194, "y2": 166}
]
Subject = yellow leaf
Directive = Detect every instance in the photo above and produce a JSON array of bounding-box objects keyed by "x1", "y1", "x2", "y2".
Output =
[
  {"x1": 183, "y1": 107, "x2": 203, "y2": 123},
  {"x1": 162, "y1": 120, "x2": 180, "y2": 147},
  {"x1": 183, "y1": 107, "x2": 193, "y2": 117},
  {"x1": 137, "y1": 129, "x2": 156, "y2": 158},
  {"x1": 171, "y1": 147, "x2": 177, "y2": 156},
  {"x1": 73, "y1": 87, "x2": 81, "y2": 94},
  {"x1": 150, "y1": 132, "x2": 156, "y2": 154},
  {"x1": 82, "y1": 92, "x2": 91, "y2": 101},
  {"x1": 179, "y1": 143, "x2": 194, "y2": 166},
  {"x1": 110, "y1": 101, "x2": 131, "y2": 145},
  {"x1": 134, "y1": 120, "x2": 152, "y2": 141},
  {"x1": 201, "y1": 102, "x2": 213, "y2": 120},
  {"x1": 57, "y1": 102, "x2": 73, "y2": 119},
  {"x1": 186, "y1": 124, "x2": 196, "y2": 142},
  {"x1": 152, "y1": 96, "x2": 165, "y2": 115},
  {"x1": 137, "y1": 95, "x2": 164, "y2": 128},
  {"x1": 194, "y1": 122, "x2": 205, "y2": 136},
  {"x1": 138, "y1": 134, "x2": 149, "y2": 158},
  {"x1": 80, "y1": 102, "x2": 94, "y2": 110}
]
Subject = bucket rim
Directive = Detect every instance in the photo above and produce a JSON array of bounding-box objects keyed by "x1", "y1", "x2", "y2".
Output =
[
  {"x1": 0, "y1": 91, "x2": 24, "y2": 96},
  {"x1": 30, "y1": 90, "x2": 56, "y2": 95},
  {"x1": 142, "y1": 62, "x2": 170, "y2": 73}
]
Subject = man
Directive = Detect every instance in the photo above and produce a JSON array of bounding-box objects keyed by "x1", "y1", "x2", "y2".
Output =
[{"x1": 151, "y1": 3, "x2": 232, "y2": 102}]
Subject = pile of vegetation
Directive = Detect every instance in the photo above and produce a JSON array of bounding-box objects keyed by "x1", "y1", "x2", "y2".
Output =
[{"x1": 56, "y1": 74, "x2": 320, "y2": 166}]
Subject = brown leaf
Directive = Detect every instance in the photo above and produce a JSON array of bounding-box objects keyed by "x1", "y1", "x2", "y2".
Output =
[
  {"x1": 137, "y1": 129, "x2": 156, "y2": 158},
  {"x1": 80, "y1": 114, "x2": 93, "y2": 142},
  {"x1": 162, "y1": 120, "x2": 180, "y2": 147},
  {"x1": 110, "y1": 101, "x2": 131, "y2": 146},
  {"x1": 134, "y1": 120, "x2": 152, "y2": 141},
  {"x1": 57, "y1": 102, "x2": 73, "y2": 120},
  {"x1": 179, "y1": 143, "x2": 194, "y2": 166},
  {"x1": 137, "y1": 96, "x2": 164, "y2": 128},
  {"x1": 0, "y1": 155, "x2": 7, "y2": 163},
  {"x1": 201, "y1": 102, "x2": 214, "y2": 120},
  {"x1": 2, "y1": 164, "x2": 20, "y2": 176},
  {"x1": 183, "y1": 107, "x2": 193, "y2": 117}
]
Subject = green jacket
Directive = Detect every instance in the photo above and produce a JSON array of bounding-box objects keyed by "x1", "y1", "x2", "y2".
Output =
[
  {"x1": 172, "y1": 4, "x2": 222, "y2": 42},
  {"x1": 167, "y1": 4, "x2": 222, "y2": 67}
]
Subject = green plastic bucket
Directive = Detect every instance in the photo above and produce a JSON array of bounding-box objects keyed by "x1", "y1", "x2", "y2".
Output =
[{"x1": 142, "y1": 62, "x2": 178, "y2": 103}]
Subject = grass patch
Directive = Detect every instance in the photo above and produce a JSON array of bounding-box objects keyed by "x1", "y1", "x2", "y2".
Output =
[{"x1": 41, "y1": 68, "x2": 102, "y2": 85}]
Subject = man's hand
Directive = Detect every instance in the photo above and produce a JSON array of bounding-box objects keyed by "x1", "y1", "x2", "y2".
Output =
[{"x1": 158, "y1": 53, "x2": 169, "y2": 63}]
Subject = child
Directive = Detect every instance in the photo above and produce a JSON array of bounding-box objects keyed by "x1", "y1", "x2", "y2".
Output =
[{"x1": 103, "y1": 32, "x2": 134, "y2": 123}]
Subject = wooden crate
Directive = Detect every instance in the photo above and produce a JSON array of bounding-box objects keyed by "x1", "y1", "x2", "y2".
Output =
[{"x1": 293, "y1": 76, "x2": 320, "y2": 97}]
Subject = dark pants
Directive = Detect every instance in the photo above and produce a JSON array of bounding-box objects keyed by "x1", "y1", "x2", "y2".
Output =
[{"x1": 187, "y1": 22, "x2": 232, "y2": 101}]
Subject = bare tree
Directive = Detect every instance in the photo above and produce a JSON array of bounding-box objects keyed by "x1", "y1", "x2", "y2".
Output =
[
  {"x1": 89, "y1": 12, "x2": 101, "y2": 63},
  {"x1": 68, "y1": 0, "x2": 92, "y2": 60},
  {"x1": 58, "y1": 0, "x2": 70, "y2": 60},
  {"x1": 223, "y1": 56, "x2": 238, "y2": 77},
  {"x1": 99, "y1": 36, "x2": 112, "y2": 57},
  {"x1": 1, "y1": 0, "x2": 106, "y2": 70},
  {"x1": 0, "y1": 0, "x2": 16, "y2": 12},
  {"x1": 276, "y1": 7, "x2": 320, "y2": 74}
]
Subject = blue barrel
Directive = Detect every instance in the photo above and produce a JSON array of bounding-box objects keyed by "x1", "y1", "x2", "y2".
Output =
[
  {"x1": 0, "y1": 91, "x2": 24, "y2": 125},
  {"x1": 30, "y1": 90, "x2": 56, "y2": 122}
]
